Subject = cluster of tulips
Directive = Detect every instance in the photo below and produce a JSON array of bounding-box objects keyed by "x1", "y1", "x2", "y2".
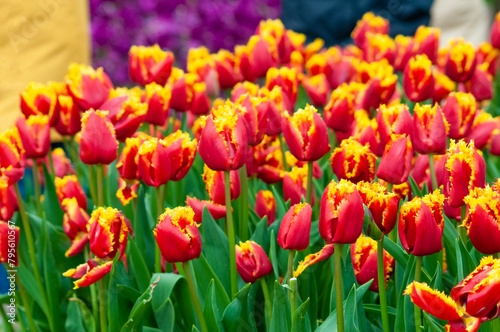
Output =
[{"x1": 3, "y1": 11, "x2": 500, "y2": 332}]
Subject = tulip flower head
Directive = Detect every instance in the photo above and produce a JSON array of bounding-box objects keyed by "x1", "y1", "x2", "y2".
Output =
[
  {"x1": 376, "y1": 134, "x2": 413, "y2": 185},
  {"x1": 62, "y1": 198, "x2": 90, "y2": 257},
  {"x1": 0, "y1": 222, "x2": 19, "y2": 266},
  {"x1": 266, "y1": 66, "x2": 298, "y2": 106},
  {"x1": 432, "y1": 71, "x2": 456, "y2": 104},
  {"x1": 330, "y1": 137, "x2": 376, "y2": 183},
  {"x1": 283, "y1": 165, "x2": 309, "y2": 205},
  {"x1": 55, "y1": 175, "x2": 87, "y2": 210},
  {"x1": 363, "y1": 33, "x2": 395, "y2": 64},
  {"x1": 414, "y1": 26, "x2": 440, "y2": 63},
  {"x1": 235, "y1": 241, "x2": 273, "y2": 283},
  {"x1": 491, "y1": 12, "x2": 500, "y2": 48},
  {"x1": 129, "y1": 44, "x2": 174, "y2": 86},
  {"x1": 20, "y1": 82, "x2": 59, "y2": 125},
  {"x1": 412, "y1": 103, "x2": 449, "y2": 155},
  {"x1": 0, "y1": 181, "x2": 18, "y2": 222},
  {"x1": 116, "y1": 178, "x2": 139, "y2": 207},
  {"x1": 0, "y1": 128, "x2": 25, "y2": 186},
  {"x1": 255, "y1": 190, "x2": 277, "y2": 226},
  {"x1": 376, "y1": 103, "x2": 413, "y2": 154},
  {"x1": 202, "y1": 165, "x2": 240, "y2": 205},
  {"x1": 357, "y1": 181, "x2": 399, "y2": 234},
  {"x1": 302, "y1": 74, "x2": 330, "y2": 107},
  {"x1": 137, "y1": 138, "x2": 171, "y2": 188},
  {"x1": 79, "y1": 109, "x2": 118, "y2": 165},
  {"x1": 154, "y1": 206, "x2": 202, "y2": 263},
  {"x1": 278, "y1": 203, "x2": 312, "y2": 251},
  {"x1": 15, "y1": 114, "x2": 51, "y2": 159},
  {"x1": 445, "y1": 39, "x2": 477, "y2": 82},
  {"x1": 351, "y1": 12, "x2": 389, "y2": 49},
  {"x1": 55, "y1": 95, "x2": 81, "y2": 136},
  {"x1": 393, "y1": 35, "x2": 416, "y2": 71},
  {"x1": 164, "y1": 131, "x2": 197, "y2": 181},
  {"x1": 88, "y1": 207, "x2": 129, "y2": 261},
  {"x1": 403, "y1": 54, "x2": 435, "y2": 102},
  {"x1": 441, "y1": 92, "x2": 476, "y2": 140},
  {"x1": 323, "y1": 83, "x2": 358, "y2": 133},
  {"x1": 185, "y1": 196, "x2": 226, "y2": 223},
  {"x1": 65, "y1": 63, "x2": 113, "y2": 110}
]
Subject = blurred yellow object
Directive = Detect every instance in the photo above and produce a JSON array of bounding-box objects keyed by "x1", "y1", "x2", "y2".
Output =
[{"x1": 0, "y1": 0, "x2": 91, "y2": 132}]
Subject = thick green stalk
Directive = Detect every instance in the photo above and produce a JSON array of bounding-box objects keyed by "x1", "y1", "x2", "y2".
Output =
[
  {"x1": 495, "y1": 253, "x2": 500, "y2": 259},
  {"x1": 225, "y1": 171, "x2": 238, "y2": 299},
  {"x1": 386, "y1": 183, "x2": 393, "y2": 193},
  {"x1": 260, "y1": 278, "x2": 272, "y2": 330},
  {"x1": 85, "y1": 247, "x2": 99, "y2": 331},
  {"x1": 290, "y1": 277, "x2": 298, "y2": 330},
  {"x1": 99, "y1": 279, "x2": 107, "y2": 332},
  {"x1": 181, "y1": 111, "x2": 188, "y2": 132},
  {"x1": 459, "y1": 205, "x2": 468, "y2": 245},
  {"x1": 306, "y1": 160, "x2": 313, "y2": 205},
  {"x1": 414, "y1": 256, "x2": 423, "y2": 332},
  {"x1": 96, "y1": 164, "x2": 104, "y2": 206},
  {"x1": 47, "y1": 150, "x2": 56, "y2": 177},
  {"x1": 334, "y1": 243, "x2": 345, "y2": 332},
  {"x1": 155, "y1": 186, "x2": 165, "y2": 273},
  {"x1": 88, "y1": 165, "x2": 98, "y2": 204},
  {"x1": 182, "y1": 262, "x2": 209, "y2": 332},
  {"x1": 31, "y1": 160, "x2": 43, "y2": 216},
  {"x1": 239, "y1": 165, "x2": 249, "y2": 241},
  {"x1": 377, "y1": 237, "x2": 390, "y2": 332},
  {"x1": 428, "y1": 155, "x2": 438, "y2": 191},
  {"x1": 279, "y1": 134, "x2": 289, "y2": 172}
]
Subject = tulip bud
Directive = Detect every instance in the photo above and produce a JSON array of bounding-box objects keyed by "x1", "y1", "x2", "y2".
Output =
[
  {"x1": 232, "y1": 81, "x2": 259, "y2": 101},
  {"x1": 377, "y1": 134, "x2": 413, "y2": 185},
  {"x1": 465, "y1": 62, "x2": 493, "y2": 102},
  {"x1": 185, "y1": 196, "x2": 227, "y2": 223},
  {"x1": 466, "y1": 111, "x2": 498, "y2": 150},
  {"x1": 20, "y1": 82, "x2": 59, "y2": 125},
  {"x1": 445, "y1": 39, "x2": 477, "y2": 82},
  {"x1": 79, "y1": 110, "x2": 118, "y2": 165},
  {"x1": 15, "y1": 115, "x2": 51, "y2": 159},
  {"x1": 412, "y1": 103, "x2": 449, "y2": 155},
  {"x1": 278, "y1": 203, "x2": 312, "y2": 251},
  {"x1": 137, "y1": 138, "x2": 172, "y2": 188},
  {"x1": 116, "y1": 137, "x2": 141, "y2": 180},
  {"x1": 202, "y1": 165, "x2": 240, "y2": 205},
  {"x1": 154, "y1": 206, "x2": 202, "y2": 263},
  {"x1": 399, "y1": 190, "x2": 445, "y2": 256},
  {"x1": 323, "y1": 83, "x2": 357, "y2": 133},
  {"x1": 376, "y1": 104, "x2": 413, "y2": 154},
  {"x1": 0, "y1": 222, "x2": 19, "y2": 266},
  {"x1": 393, "y1": 35, "x2": 416, "y2": 72},
  {"x1": 235, "y1": 94, "x2": 268, "y2": 146},
  {"x1": 55, "y1": 175, "x2": 87, "y2": 211},
  {"x1": 65, "y1": 63, "x2": 113, "y2": 110},
  {"x1": 236, "y1": 34, "x2": 279, "y2": 81},
  {"x1": 443, "y1": 140, "x2": 486, "y2": 208},
  {"x1": 363, "y1": 33, "x2": 395, "y2": 64},
  {"x1": 351, "y1": 12, "x2": 389, "y2": 49},
  {"x1": 283, "y1": 165, "x2": 309, "y2": 205},
  {"x1": 0, "y1": 129, "x2": 25, "y2": 186},
  {"x1": 414, "y1": 26, "x2": 440, "y2": 63},
  {"x1": 129, "y1": 44, "x2": 174, "y2": 86},
  {"x1": 235, "y1": 241, "x2": 273, "y2": 283},
  {"x1": 357, "y1": 181, "x2": 400, "y2": 234},
  {"x1": 282, "y1": 104, "x2": 330, "y2": 161},
  {"x1": 255, "y1": 190, "x2": 277, "y2": 226},
  {"x1": 441, "y1": 92, "x2": 476, "y2": 139},
  {"x1": 164, "y1": 131, "x2": 197, "y2": 181},
  {"x1": 55, "y1": 95, "x2": 81, "y2": 136},
  {"x1": 266, "y1": 67, "x2": 298, "y2": 106},
  {"x1": 358, "y1": 60, "x2": 397, "y2": 110},
  {"x1": 319, "y1": 179, "x2": 364, "y2": 244},
  {"x1": 351, "y1": 235, "x2": 395, "y2": 292},
  {"x1": 100, "y1": 95, "x2": 147, "y2": 142},
  {"x1": 88, "y1": 207, "x2": 129, "y2": 260},
  {"x1": 144, "y1": 83, "x2": 172, "y2": 126},
  {"x1": 212, "y1": 50, "x2": 241, "y2": 89},
  {"x1": 259, "y1": 86, "x2": 291, "y2": 136},
  {"x1": 330, "y1": 137, "x2": 376, "y2": 183},
  {"x1": 0, "y1": 183, "x2": 18, "y2": 222},
  {"x1": 403, "y1": 54, "x2": 435, "y2": 102},
  {"x1": 198, "y1": 101, "x2": 248, "y2": 171}
]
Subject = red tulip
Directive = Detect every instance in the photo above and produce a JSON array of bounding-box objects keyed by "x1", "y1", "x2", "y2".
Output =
[
  {"x1": 213, "y1": 50, "x2": 241, "y2": 89},
  {"x1": 15, "y1": 115, "x2": 51, "y2": 159},
  {"x1": 0, "y1": 128, "x2": 25, "y2": 186},
  {"x1": 55, "y1": 95, "x2": 81, "y2": 136},
  {"x1": 376, "y1": 134, "x2": 413, "y2": 185},
  {"x1": 231, "y1": 81, "x2": 259, "y2": 102},
  {"x1": 491, "y1": 12, "x2": 500, "y2": 49},
  {"x1": 185, "y1": 196, "x2": 227, "y2": 223},
  {"x1": 293, "y1": 243, "x2": 335, "y2": 278},
  {"x1": 20, "y1": 82, "x2": 59, "y2": 125},
  {"x1": 154, "y1": 206, "x2": 202, "y2": 263},
  {"x1": 399, "y1": 190, "x2": 445, "y2": 256},
  {"x1": 116, "y1": 137, "x2": 141, "y2": 180},
  {"x1": 88, "y1": 207, "x2": 129, "y2": 261},
  {"x1": 475, "y1": 42, "x2": 498, "y2": 76},
  {"x1": 266, "y1": 66, "x2": 298, "y2": 106},
  {"x1": 465, "y1": 63, "x2": 493, "y2": 102},
  {"x1": 129, "y1": 44, "x2": 174, "y2": 86},
  {"x1": 403, "y1": 54, "x2": 435, "y2": 102},
  {"x1": 61, "y1": 198, "x2": 90, "y2": 257},
  {"x1": 283, "y1": 165, "x2": 310, "y2": 205},
  {"x1": 351, "y1": 12, "x2": 389, "y2": 49},
  {"x1": 330, "y1": 137, "x2": 376, "y2": 183},
  {"x1": 167, "y1": 69, "x2": 196, "y2": 113},
  {"x1": 164, "y1": 131, "x2": 197, "y2": 181},
  {"x1": 235, "y1": 241, "x2": 273, "y2": 283},
  {"x1": 0, "y1": 222, "x2": 19, "y2": 266},
  {"x1": 363, "y1": 33, "x2": 395, "y2": 64},
  {"x1": 100, "y1": 95, "x2": 147, "y2": 141},
  {"x1": 441, "y1": 92, "x2": 476, "y2": 139},
  {"x1": 414, "y1": 26, "x2": 440, "y2": 63},
  {"x1": 445, "y1": 39, "x2": 477, "y2": 82},
  {"x1": 323, "y1": 83, "x2": 357, "y2": 132},
  {"x1": 137, "y1": 138, "x2": 171, "y2": 188},
  {"x1": 466, "y1": 111, "x2": 498, "y2": 150},
  {"x1": 432, "y1": 71, "x2": 456, "y2": 103},
  {"x1": 393, "y1": 35, "x2": 416, "y2": 72},
  {"x1": 412, "y1": 103, "x2": 448, "y2": 155},
  {"x1": 79, "y1": 109, "x2": 118, "y2": 165},
  {"x1": 278, "y1": 203, "x2": 312, "y2": 251},
  {"x1": 0, "y1": 184, "x2": 18, "y2": 222},
  {"x1": 236, "y1": 34, "x2": 279, "y2": 81},
  {"x1": 302, "y1": 74, "x2": 330, "y2": 107},
  {"x1": 255, "y1": 190, "x2": 277, "y2": 226},
  {"x1": 235, "y1": 94, "x2": 268, "y2": 146},
  {"x1": 376, "y1": 104, "x2": 413, "y2": 154},
  {"x1": 143, "y1": 83, "x2": 171, "y2": 126},
  {"x1": 357, "y1": 181, "x2": 400, "y2": 234},
  {"x1": 202, "y1": 165, "x2": 240, "y2": 205},
  {"x1": 55, "y1": 175, "x2": 87, "y2": 211},
  {"x1": 358, "y1": 60, "x2": 397, "y2": 110},
  {"x1": 64, "y1": 259, "x2": 114, "y2": 289},
  {"x1": 65, "y1": 63, "x2": 113, "y2": 110},
  {"x1": 319, "y1": 179, "x2": 364, "y2": 244}
]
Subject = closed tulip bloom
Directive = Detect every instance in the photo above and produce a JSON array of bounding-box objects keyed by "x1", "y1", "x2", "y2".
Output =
[
  {"x1": 283, "y1": 165, "x2": 309, "y2": 205},
  {"x1": 443, "y1": 140, "x2": 486, "y2": 208},
  {"x1": 302, "y1": 73, "x2": 331, "y2": 107},
  {"x1": 399, "y1": 190, "x2": 445, "y2": 256},
  {"x1": 357, "y1": 181, "x2": 400, "y2": 234},
  {"x1": 198, "y1": 101, "x2": 248, "y2": 171},
  {"x1": 185, "y1": 196, "x2": 227, "y2": 223},
  {"x1": 236, "y1": 94, "x2": 268, "y2": 146},
  {"x1": 235, "y1": 241, "x2": 273, "y2": 283},
  {"x1": 412, "y1": 103, "x2": 449, "y2": 155},
  {"x1": 0, "y1": 183, "x2": 18, "y2": 221},
  {"x1": 20, "y1": 82, "x2": 59, "y2": 125},
  {"x1": 358, "y1": 61, "x2": 398, "y2": 111},
  {"x1": 167, "y1": 69, "x2": 196, "y2": 112},
  {"x1": 154, "y1": 206, "x2": 202, "y2": 263},
  {"x1": 258, "y1": 85, "x2": 291, "y2": 136},
  {"x1": 319, "y1": 179, "x2": 364, "y2": 244},
  {"x1": 62, "y1": 198, "x2": 90, "y2": 257},
  {"x1": 129, "y1": 44, "x2": 174, "y2": 86},
  {"x1": 462, "y1": 187, "x2": 500, "y2": 254},
  {"x1": 352, "y1": 235, "x2": 395, "y2": 292},
  {"x1": 351, "y1": 12, "x2": 389, "y2": 49},
  {"x1": 376, "y1": 104, "x2": 413, "y2": 154},
  {"x1": 466, "y1": 112, "x2": 498, "y2": 150},
  {"x1": 55, "y1": 175, "x2": 87, "y2": 210},
  {"x1": 282, "y1": 104, "x2": 330, "y2": 161},
  {"x1": 255, "y1": 190, "x2": 277, "y2": 225},
  {"x1": 55, "y1": 95, "x2": 81, "y2": 136},
  {"x1": 116, "y1": 137, "x2": 141, "y2": 180},
  {"x1": 377, "y1": 134, "x2": 413, "y2": 185},
  {"x1": 445, "y1": 39, "x2": 477, "y2": 82},
  {"x1": 143, "y1": 83, "x2": 171, "y2": 126},
  {"x1": 432, "y1": 71, "x2": 456, "y2": 104},
  {"x1": 403, "y1": 54, "x2": 435, "y2": 102},
  {"x1": 137, "y1": 138, "x2": 171, "y2": 188},
  {"x1": 330, "y1": 137, "x2": 376, "y2": 183},
  {"x1": 0, "y1": 129, "x2": 25, "y2": 186},
  {"x1": 65, "y1": 63, "x2": 113, "y2": 110},
  {"x1": 323, "y1": 83, "x2": 357, "y2": 133},
  {"x1": 79, "y1": 109, "x2": 118, "y2": 165},
  {"x1": 236, "y1": 34, "x2": 279, "y2": 81},
  {"x1": 414, "y1": 26, "x2": 440, "y2": 63},
  {"x1": 441, "y1": 92, "x2": 476, "y2": 139},
  {"x1": 465, "y1": 63, "x2": 493, "y2": 102},
  {"x1": 0, "y1": 222, "x2": 19, "y2": 266},
  {"x1": 266, "y1": 67, "x2": 298, "y2": 106},
  {"x1": 164, "y1": 131, "x2": 197, "y2": 181},
  {"x1": 100, "y1": 95, "x2": 147, "y2": 142},
  {"x1": 393, "y1": 35, "x2": 416, "y2": 72},
  {"x1": 231, "y1": 81, "x2": 259, "y2": 101},
  {"x1": 278, "y1": 203, "x2": 312, "y2": 251},
  {"x1": 202, "y1": 165, "x2": 240, "y2": 205},
  {"x1": 212, "y1": 50, "x2": 241, "y2": 89},
  {"x1": 88, "y1": 207, "x2": 129, "y2": 261},
  {"x1": 363, "y1": 33, "x2": 395, "y2": 64},
  {"x1": 491, "y1": 12, "x2": 500, "y2": 48},
  {"x1": 15, "y1": 115, "x2": 50, "y2": 159}
]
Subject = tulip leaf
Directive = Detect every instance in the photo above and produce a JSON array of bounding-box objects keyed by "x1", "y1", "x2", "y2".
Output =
[
  {"x1": 455, "y1": 238, "x2": 476, "y2": 283},
  {"x1": 17, "y1": 263, "x2": 45, "y2": 312},
  {"x1": 344, "y1": 285, "x2": 359, "y2": 332},
  {"x1": 128, "y1": 239, "x2": 152, "y2": 291},
  {"x1": 269, "y1": 281, "x2": 291, "y2": 332},
  {"x1": 363, "y1": 304, "x2": 397, "y2": 317},
  {"x1": 442, "y1": 216, "x2": 459, "y2": 276},
  {"x1": 41, "y1": 164, "x2": 64, "y2": 226},
  {"x1": 121, "y1": 276, "x2": 160, "y2": 332},
  {"x1": 292, "y1": 297, "x2": 310, "y2": 332},
  {"x1": 222, "y1": 283, "x2": 256, "y2": 332},
  {"x1": 109, "y1": 261, "x2": 136, "y2": 332},
  {"x1": 133, "y1": 186, "x2": 156, "y2": 271},
  {"x1": 408, "y1": 175, "x2": 424, "y2": 198},
  {"x1": 249, "y1": 216, "x2": 268, "y2": 249},
  {"x1": 269, "y1": 230, "x2": 280, "y2": 281},
  {"x1": 203, "y1": 280, "x2": 223, "y2": 332},
  {"x1": 423, "y1": 312, "x2": 446, "y2": 332},
  {"x1": 65, "y1": 297, "x2": 95, "y2": 332},
  {"x1": 106, "y1": 159, "x2": 122, "y2": 209},
  {"x1": 383, "y1": 237, "x2": 409, "y2": 269},
  {"x1": 271, "y1": 186, "x2": 287, "y2": 219},
  {"x1": 330, "y1": 245, "x2": 358, "y2": 312},
  {"x1": 116, "y1": 285, "x2": 142, "y2": 303},
  {"x1": 430, "y1": 263, "x2": 443, "y2": 291}
]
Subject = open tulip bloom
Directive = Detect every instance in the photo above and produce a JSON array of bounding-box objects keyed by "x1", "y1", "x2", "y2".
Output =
[{"x1": 5, "y1": 12, "x2": 500, "y2": 332}]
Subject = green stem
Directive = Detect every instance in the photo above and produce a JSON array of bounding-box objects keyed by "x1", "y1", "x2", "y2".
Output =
[
  {"x1": 414, "y1": 256, "x2": 423, "y2": 332},
  {"x1": 459, "y1": 205, "x2": 467, "y2": 245},
  {"x1": 334, "y1": 243, "x2": 345, "y2": 332},
  {"x1": 17, "y1": 280, "x2": 37, "y2": 332},
  {"x1": 260, "y1": 278, "x2": 272, "y2": 330},
  {"x1": 182, "y1": 262, "x2": 209, "y2": 332},
  {"x1": 96, "y1": 164, "x2": 104, "y2": 206},
  {"x1": 47, "y1": 150, "x2": 56, "y2": 177},
  {"x1": 225, "y1": 171, "x2": 238, "y2": 299},
  {"x1": 428, "y1": 155, "x2": 438, "y2": 192},
  {"x1": 389, "y1": 228, "x2": 397, "y2": 307},
  {"x1": 155, "y1": 186, "x2": 165, "y2": 273},
  {"x1": 88, "y1": 165, "x2": 97, "y2": 205},
  {"x1": 287, "y1": 250, "x2": 295, "y2": 282},
  {"x1": 0, "y1": 293, "x2": 14, "y2": 332},
  {"x1": 99, "y1": 279, "x2": 107, "y2": 332},
  {"x1": 377, "y1": 237, "x2": 390, "y2": 332},
  {"x1": 306, "y1": 161, "x2": 313, "y2": 206},
  {"x1": 279, "y1": 134, "x2": 289, "y2": 172},
  {"x1": 31, "y1": 160, "x2": 43, "y2": 216},
  {"x1": 14, "y1": 183, "x2": 54, "y2": 331},
  {"x1": 386, "y1": 183, "x2": 393, "y2": 193},
  {"x1": 181, "y1": 111, "x2": 188, "y2": 132},
  {"x1": 287, "y1": 250, "x2": 297, "y2": 330},
  {"x1": 85, "y1": 247, "x2": 99, "y2": 332},
  {"x1": 494, "y1": 253, "x2": 499, "y2": 259},
  {"x1": 239, "y1": 165, "x2": 249, "y2": 241}
]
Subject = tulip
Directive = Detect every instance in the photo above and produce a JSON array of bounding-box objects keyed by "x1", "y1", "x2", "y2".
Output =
[
  {"x1": 266, "y1": 66, "x2": 298, "y2": 106},
  {"x1": 319, "y1": 179, "x2": 364, "y2": 244},
  {"x1": 412, "y1": 103, "x2": 449, "y2": 155},
  {"x1": 143, "y1": 83, "x2": 171, "y2": 126},
  {"x1": 282, "y1": 104, "x2": 330, "y2": 161},
  {"x1": 432, "y1": 71, "x2": 456, "y2": 103},
  {"x1": 55, "y1": 95, "x2": 82, "y2": 136},
  {"x1": 64, "y1": 259, "x2": 114, "y2": 289},
  {"x1": 255, "y1": 190, "x2": 277, "y2": 226},
  {"x1": 363, "y1": 33, "x2": 395, "y2": 64},
  {"x1": 462, "y1": 187, "x2": 500, "y2": 254},
  {"x1": 414, "y1": 26, "x2": 440, "y2": 63},
  {"x1": 55, "y1": 175, "x2": 87, "y2": 210},
  {"x1": 129, "y1": 44, "x2": 174, "y2": 86},
  {"x1": 403, "y1": 54, "x2": 435, "y2": 102},
  {"x1": 441, "y1": 92, "x2": 476, "y2": 139},
  {"x1": 137, "y1": 138, "x2": 171, "y2": 188},
  {"x1": 88, "y1": 207, "x2": 129, "y2": 261},
  {"x1": 323, "y1": 83, "x2": 357, "y2": 132},
  {"x1": 164, "y1": 131, "x2": 197, "y2": 181},
  {"x1": 231, "y1": 81, "x2": 259, "y2": 101},
  {"x1": 411, "y1": 154, "x2": 447, "y2": 190},
  {"x1": 357, "y1": 181, "x2": 400, "y2": 234},
  {"x1": 213, "y1": 49, "x2": 241, "y2": 89},
  {"x1": 293, "y1": 243, "x2": 335, "y2": 278},
  {"x1": 20, "y1": 82, "x2": 59, "y2": 125},
  {"x1": 198, "y1": 101, "x2": 248, "y2": 171},
  {"x1": 377, "y1": 134, "x2": 413, "y2": 185},
  {"x1": 235, "y1": 94, "x2": 268, "y2": 146},
  {"x1": 49, "y1": 147, "x2": 74, "y2": 177},
  {"x1": 235, "y1": 241, "x2": 273, "y2": 283},
  {"x1": 358, "y1": 60, "x2": 397, "y2": 110},
  {"x1": 330, "y1": 137, "x2": 376, "y2": 183},
  {"x1": 154, "y1": 206, "x2": 201, "y2": 263},
  {"x1": 443, "y1": 140, "x2": 486, "y2": 208},
  {"x1": 15, "y1": 115, "x2": 51, "y2": 159},
  {"x1": 466, "y1": 111, "x2": 498, "y2": 150},
  {"x1": 190, "y1": 82, "x2": 211, "y2": 115},
  {"x1": 185, "y1": 196, "x2": 227, "y2": 223},
  {"x1": 0, "y1": 222, "x2": 19, "y2": 266},
  {"x1": 236, "y1": 34, "x2": 279, "y2": 81},
  {"x1": 476, "y1": 42, "x2": 498, "y2": 75},
  {"x1": 491, "y1": 12, "x2": 500, "y2": 49},
  {"x1": 351, "y1": 235, "x2": 395, "y2": 292},
  {"x1": 302, "y1": 74, "x2": 330, "y2": 107},
  {"x1": 277, "y1": 203, "x2": 312, "y2": 251},
  {"x1": 100, "y1": 95, "x2": 147, "y2": 141},
  {"x1": 65, "y1": 63, "x2": 113, "y2": 110},
  {"x1": 376, "y1": 104, "x2": 413, "y2": 154},
  {"x1": 61, "y1": 198, "x2": 90, "y2": 257},
  {"x1": 116, "y1": 178, "x2": 139, "y2": 207},
  {"x1": 116, "y1": 137, "x2": 141, "y2": 180},
  {"x1": 255, "y1": 144, "x2": 287, "y2": 184},
  {"x1": 283, "y1": 165, "x2": 310, "y2": 205},
  {"x1": 394, "y1": 35, "x2": 416, "y2": 72},
  {"x1": 399, "y1": 190, "x2": 445, "y2": 256},
  {"x1": 0, "y1": 128, "x2": 25, "y2": 186},
  {"x1": 336, "y1": 110, "x2": 379, "y2": 154},
  {"x1": 351, "y1": 12, "x2": 389, "y2": 49},
  {"x1": 202, "y1": 165, "x2": 240, "y2": 205},
  {"x1": 0, "y1": 183, "x2": 18, "y2": 222},
  {"x1": 167, "y1": 69, "x2": 196, "y2": 112},
  {"x1": 465, "y1": 62, "x2": 493, "y2": 102},
  {"x1": 445, "y1": 39, "x2": 477, "y2": 82},
  {"x1": 79, "y1": 109, "x2": 118, "y2": 165},
  {"x1": 259, "y1": 86, "x2": 291, "y2": 136}
]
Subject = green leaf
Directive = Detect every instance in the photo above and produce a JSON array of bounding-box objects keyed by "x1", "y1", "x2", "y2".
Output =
[
  {"x1": 41, "y1": 164, "x2": 64, "y2": 226},
  {"x1": 423, "y1": 313, "x2": 446, "y2": 332},
  {"x1": 271, "y1": 186, "x2": 287, "y2": 220},
  {"x1": 269, "y1": 230, "x2": 280, "y2": 281},
  {"x1": 269, "y1": 281, "x2": 290, "y2": 332},
  {"x1": 394, "y1": 255, "x2": 416, "y2": 331},
  {"x1": 363, "y1": 304, "x2": 397, "y2": 317},
  {"x1": 344, "y1": 285, "x2": 359, "y2": 332},
  {"x1": 121, "y1": 276, "x2": 160, "y2": 332},
  {"x1": 455, "y1": 238, "x2": 476, "y2": 283},
  {"x1": 222, "y1": 283, "x2": 256, "y2": 332},
  {"x1": 292, "y1": 298, "x2": 310, "y2": 332},
  {"x1": 106, "y1": 160, "x2": 122, "y2": 209},
  {"x1": 191, "y1": 255, "x2": 230, "y2": 313},
  {"x1": 40, "y1": 217, "x2": 60, "y2": 331},
  {"x1": 133, "y1": 186, "x2": 156, "y2": 271},
  {"x1": 203, "y1": 280, "x2": 223, "y2": 332},
  {"x1": 65, "y1": 298, "x2": 92, "y2": 332},
  {"x1": 128, "y1": 239, "x2": 151, "y2": 292},
  {"x1": 408, "y1": 175, "x2": 423, "y2": 198},
  {"x1": 383, "y1": 237, "x2": 409, "y2": 269},
  {"x1": 108, "y1": 261, "x2": 135, "y2": 332}
]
